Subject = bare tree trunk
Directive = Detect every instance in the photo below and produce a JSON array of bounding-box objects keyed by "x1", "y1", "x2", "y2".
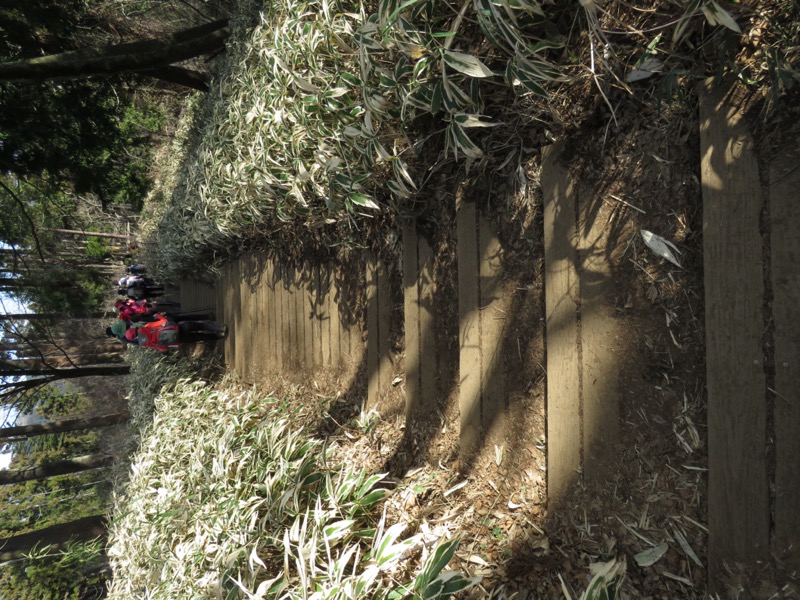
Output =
[
  {"x1": 0, "y1": 412, "x2": 129, "y2": 442},
  {"x1": 0, "y1": 20, "x2": 229, "y2": 84},
  {"x1": 41, "y1": 229, "x2": 132, "y2": 240},
  {"x1": 0, "y1": 515, "x2": 107, "y2": 563},
  {"x1": 0, "y1": 454, "x2": 113, "y2": 486}
]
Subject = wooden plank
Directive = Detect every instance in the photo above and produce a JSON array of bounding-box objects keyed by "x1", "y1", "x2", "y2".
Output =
[
  {"x1": 699, "y1": 78, "x2": 769, "y2": 571},
  {"x1": 377, "y1": 259, "x2": 391, "y2": 395},
  {"x1": 223, "y1": 262, "x2": 235, "y2": 367},
  {"x1": 233, "y1": 259, "x2": 245, "y2": 380},
  {"x1": 280, "y1": 263, "x2": 291, "y2": 371},
  {"x1": 293, "y1": 265, "x2": 303, "y2": 370},
  {"x1": 367, "y1": 256, "x2": 391, "y2": 404},
  {"x1": 457, "y1": 192, "x2": 481, "y2": 456},
  {"x1": 577, "y1": 186, "x2": 619, "y2": 479},
  {"x1": 246, "y1": 254, "x2": 258, "y2": 382},
  {"x1": 302, "y1": 267, "x2": 314, "y2": 368},
  {"x1": 311, "y1": 264, "x2": 322, "y2": 368},
  {"x1": 263, "y1": 259, "x2": 274, "y2": 373},
  {"x1": 418, "y1": 234, "x2": 436, "y2": 410},
  {"x1": 330, "y1": 268, "x2": 342, "y2": 367},
  {"x1": 770, "y1": 139, "x2": 800, "y2": 564},
  {"x1": 403, "y1": 222, "x2": 421, "y2": 417},
  {"x1": 478, "y1": 216, "x2": 505, "y2": 444},
  {"x1": 542, "y1": 141, "x2": 581, "y2": 506},
  {"x1": 277, "y1": 262, "x2": 286, "y2": 370},
  {"x1": 320, "y1": 265, "x2": 332, "y2": 367}
]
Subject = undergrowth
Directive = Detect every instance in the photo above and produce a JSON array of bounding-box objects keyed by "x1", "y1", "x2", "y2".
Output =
[{"x1": 109, "y1": 353, "x2": 476, "y2": 599}]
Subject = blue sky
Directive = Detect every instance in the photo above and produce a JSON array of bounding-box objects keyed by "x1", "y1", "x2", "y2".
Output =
[{"x1": 0, "y1": 291, "x2": 27, "y2": 470}]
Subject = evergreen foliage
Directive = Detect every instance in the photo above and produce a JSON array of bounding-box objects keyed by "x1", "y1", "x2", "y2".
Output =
[{"x1": 0, "y1": 386, "x2": 110, "y2": 599}]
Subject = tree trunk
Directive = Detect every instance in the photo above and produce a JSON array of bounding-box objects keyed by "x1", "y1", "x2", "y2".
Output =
[
  {"x1": 0, "y1": 20, "x2": 229, "y2": 83},
  {"x1": 0, "y1": 515, "x2": 107, "y2": 563},
  {"x1": 0, "y1": 364, "x2": 130, "y2": 378},
  {"x1": 0, "y1": 454, "x2": 113, "y2": 486},
  {"x1": 41, "y1": 229, "x2": 132, "y2": 240},
  {"x1": 0, "y1": 412, "x2": 129, "y2": 442},
  {"x1": 143, "y1": 65, "x2": 210, "y2": 91}
]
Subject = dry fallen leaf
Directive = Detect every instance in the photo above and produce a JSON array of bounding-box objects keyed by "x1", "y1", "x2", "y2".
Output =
[{"x1": 641, "y1": 229, "x2": 682, "y2": 268}]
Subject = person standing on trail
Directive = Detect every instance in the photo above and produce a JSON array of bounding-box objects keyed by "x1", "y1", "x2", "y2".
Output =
[{"x1": 125, "y1": 312, "x2": 227, "y2": 352}]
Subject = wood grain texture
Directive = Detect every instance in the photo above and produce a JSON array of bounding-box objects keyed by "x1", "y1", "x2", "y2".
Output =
[
  {"x1": 478, "y1": 216, "x2": 506, "y2": 444},
  {"x1": 457, "y1": 192, "x2": 481, "y2": 456},
  {"x1": 577, "y1": 187, "x2": 619, "y2": 479},
  {"x1": 770, "y1": 139, "x2": 800, "y2": 564},
  {"x1": 312, "y1": 264, "x2": 322, "y2": 368},
  {"x1": 329, "y1": 268, "x2": 342, "y2": 367},
  {"x1": 367, "y1": 257, "x2": 380, "y2": 408},
  {"x1": 320, "y1": 265, "x2": 331, "y2": 367},
  {"x1": 418, "y1": 233, "x2": 437, "y2": 412},
  {"x1": 542, "y1": 141, "x2": 582, "y2": 506},
  {"x1": 403, "y1": 222, "x2": 421, "y2": 417},
  {"x1": 699, "y1": 78, "x2": 769, "y2": 570},
  {"x1": 377, "y1": 258, "x2": 392, "y2": 395}
]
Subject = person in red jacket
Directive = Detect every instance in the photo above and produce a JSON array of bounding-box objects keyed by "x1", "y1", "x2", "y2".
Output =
[
  {"x1": 115, "y1": 298, "x2": 181, "y2": 323},
  {"x1": 125, "y1": 313, "x2": 226, "y2": 352}
]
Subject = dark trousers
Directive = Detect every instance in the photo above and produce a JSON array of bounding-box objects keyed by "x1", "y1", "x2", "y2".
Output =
[{"x1": 178, "y1": 320, "x2": 224, "y2": 342}]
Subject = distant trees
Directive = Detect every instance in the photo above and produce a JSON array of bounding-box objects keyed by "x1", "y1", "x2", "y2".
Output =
[
  {"x1": 0, "y1": 515, "x2": 107, "y2": 563},
  {"x1": 0, "y1": 2, "x2": 230, "y2": 208}
]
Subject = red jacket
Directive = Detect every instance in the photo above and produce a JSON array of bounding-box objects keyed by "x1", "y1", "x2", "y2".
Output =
[{"x1": 128, "y1": 313, "x2": 179, "y2": 352}]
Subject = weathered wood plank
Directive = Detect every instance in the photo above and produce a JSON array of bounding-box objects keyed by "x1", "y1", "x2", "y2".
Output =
[
  {"x1": 281, "y1": 263, "x2": 291, "y2": 371},
  {"x1": 418, "y1": 233, "x2": 436, "y2": 411},
  {"x1": 263, "y1": 259, "x2": 274, "y2": 373},
  {"x1": 302, "y1": 268, "x2": 314, "y2": 368},
  {"x1": 367, "y1": 257, "x2": 380, "y2": 407},
  {"x1": 292, "y1": 265, "x2": 303, "y2": 370},
  {"x1": 320, "y1": 265, "x2": 332, "y2": 367},
  {"x1": 478, "y1": 216, "x2": 505, "y2": 444},
  {"x1": 272, "y1": 259, "x2": 280, "y2": 371},
  {"x1": 770, "y1": 139, "x2": 800, "y2": 564},
  {"x1": 542, "y1": 141, "x2": 581, "y2": 506},
  {"x1": 247, "y1": 254, "x2": 259, "y2": 381},
  {"x1": 403, "y1": 222, "x2": 421, "y2": 417},
  {"x1": 377, "y1": 259, "x2": 391, "y2": 395},
  {"x1": 699, "y1": 78, "x2": 769, "y2": 570},
  {"x1": 330, "y1": 268, "x2": 342, "y2": 367},
  {"x1": 311, "y1": 264, "x2": 323, "y2": 368},
  {"x1": 366, "y1": 256, "x2": 391, "y2": 404},
  {"x1": 457, "y1": 191, "x2": 481, "y2": 456},
  {"x1": 577, "y1": 189, "x2": 619, "y2": 479},
  {"x1": 233, "y1": 259, "x2": 245, "y2": 380},
  {"x1": 223, "y1": 263, "x2": 235, "y2": 367}
]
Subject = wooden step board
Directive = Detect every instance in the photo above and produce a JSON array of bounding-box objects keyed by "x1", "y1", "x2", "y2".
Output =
[
  {"x1": 770, "y1": 128, "x2": 800, "y2": 566},
  {"x1": 699, "y1": 79, "x2": 770, "y2": 577},
  {"x1": 541, "y1": 141, "x2": 621, "y2": 506},
  {"x1": 700, "y1": 79, "x2": 800, "y2": 571},
  {"x1": 456, "y1": 192, "x2": 509, "y2": 457},
  {"x1": 366, "y1": 255, "x2": 392, "y2": 409},
  {"x1": 403, "y1": 221, "x2": 437, "y2": 418}
]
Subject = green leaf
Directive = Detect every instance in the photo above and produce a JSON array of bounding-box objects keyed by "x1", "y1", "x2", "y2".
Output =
[
  {"x1": 323, "y1": 519, "x2": 356, "y2": 542},
  {"x1": 415, "y1": 538, "x2": 461, "y2": 591},
  {"x1": 349, "y1": 193, "x2": 380, "y2": 210},
  {"x1": 453, "y1": 113, "x2": 500, "y2": 128},
  {"x1": 442, "y1": 50, "x2": 495, "y2": 78}
]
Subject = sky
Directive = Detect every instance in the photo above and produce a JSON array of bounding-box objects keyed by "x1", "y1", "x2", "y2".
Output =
[{"x1": 0, "y1": 290, "x2": 28, "y2": 470}]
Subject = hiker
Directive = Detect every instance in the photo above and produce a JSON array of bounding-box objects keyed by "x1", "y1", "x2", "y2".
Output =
[
  {"x1": 115, "y1": 298, "x2": 181, "y2": 323},
  {"x1": 117, "y1": 275, "x2": 165, "y2": 300},
  {"x1": 124, "y1": 312, "x2": 227, "y2": 352},
  {"x1": 105, "y1": 319, "x2": 137, "y2": 346},
  {"x1": 126, "y1": 264, "x2": 147, "y2": 276}
]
